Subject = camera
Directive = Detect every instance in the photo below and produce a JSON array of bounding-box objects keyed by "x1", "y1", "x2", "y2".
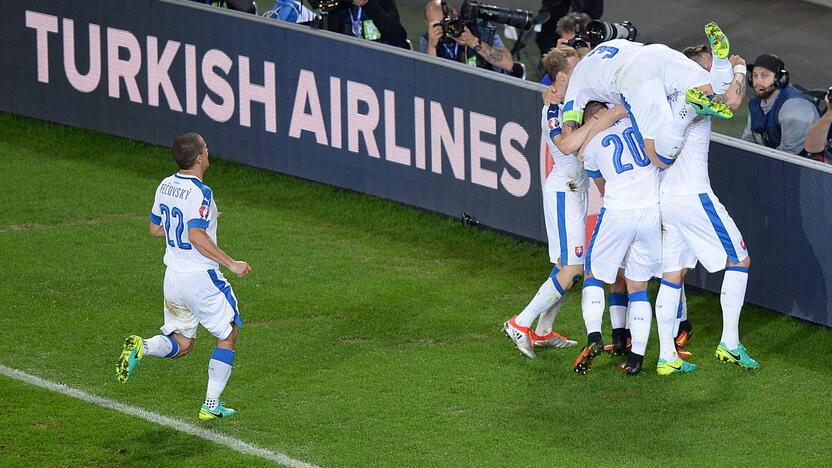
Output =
[
  {"x1": 439, "y1": 0, "x2": 534, "y2": 39},
  {"x1": 584, "y1": 20, "x2": 637, "y2": 44},
  {"x1": 313, "y1": 0, "x2": 351, "y2": 12},
  {"x1": 826, "y1": 86, "x2": 832, "y2": 104}
]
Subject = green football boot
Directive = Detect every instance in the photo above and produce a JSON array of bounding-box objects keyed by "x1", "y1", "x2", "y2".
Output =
[
  {"x1": 685, "y1": 88, "x2": 733, "y2": 120},
  {"x1": 705, "y1": 22, "x2": 730, "y2": 59},
  {"x1": 116, "y1": 335, "x2": 143, "y2": 383},
  {"x1": 199, "y1": 401, "x2": 237, "y2": 420},
  {"x1": 715, "y1": 342, "x2": 760, "y2": 369},
  {"x1": 656, "y1": 357, "x2": 698, "y2": 376}
]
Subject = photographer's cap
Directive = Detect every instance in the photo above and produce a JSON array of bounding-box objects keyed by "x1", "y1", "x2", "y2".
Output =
[{"x1": 749, "y1": 54, "x2": 783, "y2": 73}]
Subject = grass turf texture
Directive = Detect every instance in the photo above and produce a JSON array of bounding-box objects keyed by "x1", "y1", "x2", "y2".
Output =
[{"x1": 0, "y1": 112, "x2": 830, "y2": 466}]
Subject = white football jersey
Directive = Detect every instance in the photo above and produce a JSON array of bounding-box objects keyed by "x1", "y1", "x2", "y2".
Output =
[
  {"x1": 541, "y1": 103, "x2": 588, "y2": 192},
  {"x1": 150, "y1": 173, "x2": 220, "y2": 272},
  {"x1": 583, "y1": 117, "x2": 659, "y2": 209},
  {"x1": 660, "y1": 93, "x2": 713, "y2": 195},
  {"x1": 562, "y1": 39, "x2": 643, "y2": 125}
]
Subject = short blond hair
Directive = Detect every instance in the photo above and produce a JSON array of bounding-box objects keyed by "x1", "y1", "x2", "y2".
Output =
[{"x1": 542, "y1": 46, "x2": 578, "y2": 81}]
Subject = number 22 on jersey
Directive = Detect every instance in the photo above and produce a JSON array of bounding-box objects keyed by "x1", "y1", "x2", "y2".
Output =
[{"x1": 158, "y1": 203, "x2": 193, "y2": 250}]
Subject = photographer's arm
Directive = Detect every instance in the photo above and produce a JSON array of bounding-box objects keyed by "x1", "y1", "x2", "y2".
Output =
[
  {"x1": 455, "y1": 28, "x2": 513, "y2": 72},
  {"x1": 361, "y1": 0, "x2": 408, "y2": 47},
  {"x1": 804, "y1": 103, "x2": 832, "y2": 154}
]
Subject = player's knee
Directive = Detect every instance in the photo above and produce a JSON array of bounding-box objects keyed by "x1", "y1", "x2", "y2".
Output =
[
  {"x1": 729, "y1": 255, "x2": 751, "y2": 269},
  {"x1": 662, "y1": 270, "x2": 685, "y2": 284},
  {"x1": 172, "y1": 336, "x2": 194, "y2": 358},
  {"x1": 217, "y1": 324, "x2": 238, "y2": 349}
]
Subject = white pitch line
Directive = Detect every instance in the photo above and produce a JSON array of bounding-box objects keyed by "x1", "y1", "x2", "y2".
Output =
[{"x1": 0, "y1": 364, "x2": 319, "y2": 468}]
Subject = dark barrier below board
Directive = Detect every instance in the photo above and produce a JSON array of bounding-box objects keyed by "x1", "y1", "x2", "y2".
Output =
[{"x1": 1, "y1": 0, "x2": 830, "y2": 327}]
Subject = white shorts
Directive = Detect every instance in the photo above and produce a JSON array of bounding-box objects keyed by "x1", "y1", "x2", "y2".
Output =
[
  {"x1": 585, "y1": 205, "x2": 662, "y2": 283},
  {"x1": 661, "y1": 191, "x2": 748, "y2": 273},
  {"x1": 618, "y1": 44, "x2": 710, "y2": 140},
  {"x1": 543, "y1": 188, "x2": 588, "y2": 265},
  {"x1": 161, "y1": 268, "x2": 242, "y2": 340}
]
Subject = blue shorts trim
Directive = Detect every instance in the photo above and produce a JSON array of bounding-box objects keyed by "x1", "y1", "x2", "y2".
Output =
[
  {"x1": 698, "y1": 193, "x2": 740, "y2": 263},
  {"x1": 556, "y1": 192, "x2": 568, "y2": 266},
  {"x1": 207, "y1": 270, "x2": 243, "y2": 328}
]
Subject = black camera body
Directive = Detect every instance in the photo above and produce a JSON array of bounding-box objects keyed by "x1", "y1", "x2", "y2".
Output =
[
  {"x1": 314, "y1": 0, "x2": 352, "y2": 12},
  {"x1": 439, "y1": 0, "x2": 534, "y2": 39},
  {"x1": 827, "y1": 86, "x2": 832, "y2": 105}
]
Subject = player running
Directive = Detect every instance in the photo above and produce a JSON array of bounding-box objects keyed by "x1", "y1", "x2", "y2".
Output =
[
  {"x1": 503, "y1": 47, "x2": 625, "y2": 358},
  {"x1": 554, "y1": 37, "x2": 734, "y2": 170},
  {"x1": 116, "y1": 133, "x2": 252, "y2": 420},
  {"x1": 573, "y1": 102, "x2": 680, "y2": 376},
  {"x1": 655, "y1": 24, "x2": 759, "y2": 371}
]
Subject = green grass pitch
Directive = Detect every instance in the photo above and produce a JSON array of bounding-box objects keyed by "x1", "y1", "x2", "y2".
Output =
[{"x1": 0, "y1": 112, "x2": 830, "y2": 466}]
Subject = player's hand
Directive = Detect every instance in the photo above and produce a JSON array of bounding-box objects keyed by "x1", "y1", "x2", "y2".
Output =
[
  {"x1": 428, "y1": 21, "x2": 443, "y2": 47},
  {"x1": 728, "y1": 55, "x2": 746, "y2": 69},
  {"x1": 229, "y1": 260, "x2": 252, "y2": 278},
  {"x1": 610, "y1": 103, "x2": 627, "y2": 120},
  {"x1": 454, "y1": 28, "x2": 478, "y2": 48},
  {"x1": 542, "y1": 86, "x2": 561, "y2": 105}
]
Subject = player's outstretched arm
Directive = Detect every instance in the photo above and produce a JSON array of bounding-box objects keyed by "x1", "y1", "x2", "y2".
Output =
[
  {"x1": 557, "y1": 105, "x2": 628, "y2": 156},
  {"x1": 149, "y1": 222, "x2": 166, "y2": 238},
  {"x1": 189, "y1": 228, "x2": 252, "y2": 278}
]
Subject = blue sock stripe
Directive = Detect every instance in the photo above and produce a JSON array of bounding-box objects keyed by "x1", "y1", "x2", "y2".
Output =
[
  {"x1": 726, "y1": 266, "x2": 749, "y2": 273},
  {"x1": 608, "y1": 293, "x2": 628, "y2": 306},
  {"x1": 164, "y1": 336, "x2": 179, "y2": 358},
  {"x1": 660, "y1": 279, "x2": 683, "y2": 289},
  {"x1": 583, "y1": 277, "x2": 604, "y2": 289},
  {"x1": 211, "y1": 347, "x2": 235, "y2": 365},
  {"x1": 628, "y1": 290, "x2": 649, "y2": 302}
]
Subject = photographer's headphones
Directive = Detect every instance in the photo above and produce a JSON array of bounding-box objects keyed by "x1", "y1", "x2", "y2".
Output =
[{"x1": 747, "y1": 54, "x2": 790, "y2": 90}]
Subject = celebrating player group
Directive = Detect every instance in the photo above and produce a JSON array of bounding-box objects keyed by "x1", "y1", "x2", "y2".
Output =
[{"x1": 503, "y1": 22, "x2": 759, "y2": 376}]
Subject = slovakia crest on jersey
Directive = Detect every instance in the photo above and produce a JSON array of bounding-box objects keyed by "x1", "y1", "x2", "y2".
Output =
[
  {"x1": 199, "y1": 204, "x2": 210, "y2": 220},
  {"x1": 575, "y1": 246, "x2": 584, "y2": 257},
  {"x1": 548, "y1": 117, "x2": 560, "y2": 130}
]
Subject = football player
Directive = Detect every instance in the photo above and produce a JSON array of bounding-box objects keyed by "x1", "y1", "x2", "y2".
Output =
[{"x1": 116, "y1": 133, "x2": 253, "y2": 419}]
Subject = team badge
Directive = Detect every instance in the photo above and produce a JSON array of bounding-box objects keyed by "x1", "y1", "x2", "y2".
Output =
[
  {"x1": 739, "y1": 239, "x2": 746, "y2": 250},
  {"x1": 547, "y1": 117, "x2": 560, "y2": 130},
  {"x1": 575, "y1": 246, "x2": 584, "y2": 258},
  {"x1": 199, "y1": 204, "x2": 210, "y2": 220}
]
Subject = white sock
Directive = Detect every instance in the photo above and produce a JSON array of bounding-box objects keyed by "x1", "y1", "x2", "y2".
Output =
[
  {"x1": 671, "y1": 103, "x2": 698, "y2": 134},
  {"x1": 628, "y1": 292, "x2": 652, "y2": 356},
  {"x1": 205, "y1": 348, "x2": 235, "y2": 410},
  {"x1": 720, "y1": 267, "x2": 749, "y2": 349},
  {"x1": 673, "y1": 287, "x2": 688, "y2": 336},
  {"x1": 581, "y1": 280, "x2": 605, "y2": 335},
  {"x1": 517, "y1": 274, "x2": 564, "y2": 327},
  {"x1": 710, "y1": 55, "x2": 733, "y2": 94},
  {"x1": 142, "y1": 335, "x2": 177, "y2": 358},
  {"x1": 608, "y1": 293, "x2": 628, "y2": 329},
  {"x1": 535, "y1": 295, "x2": 565, "y2": 336},
  {"x1": 656, "y1": 281, "x2": 683, "y2": 361}
]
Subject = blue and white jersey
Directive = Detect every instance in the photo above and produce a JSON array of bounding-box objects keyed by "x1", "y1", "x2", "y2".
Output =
[
  {"x1": 149, "y1": 173, "x2": 219, "y2": 273},
  {"x1": 661, "y1": 93, "x2": 713, "y2": 195},
  {"x1": 541, "y1": 103, "x2": 588, "y2": 192},
  {"x1": 562, "y1": 39, "x2": 643, "y2": 126},
  {"x1": 583, "y1": 117, "x2": 659, "y2": 210}
]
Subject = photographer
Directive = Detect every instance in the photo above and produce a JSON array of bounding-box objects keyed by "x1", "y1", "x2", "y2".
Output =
[
  {"x1": 534, "y1": 0, "x2": 601, "y2": 56},
  {"x1": 804, "y1": 89, "x2": 832, "y2": 162},
  {"x1": 554, "y1": 12, "x2": 590, "y2": 48},
  {"x1": 324, "y1": 0, "x2": 409, "y2": 49},
  {"x1": 421, "y1": 0, "x2": 514, "y2": 74},
  {"x1": 741, "y1": 54, "x2": 819, "y2": 156}
]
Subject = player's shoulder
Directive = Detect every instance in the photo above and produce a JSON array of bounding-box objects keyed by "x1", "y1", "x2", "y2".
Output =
[{"x1": 174, "y1": 174, "x2": 213, "y2": 202}]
